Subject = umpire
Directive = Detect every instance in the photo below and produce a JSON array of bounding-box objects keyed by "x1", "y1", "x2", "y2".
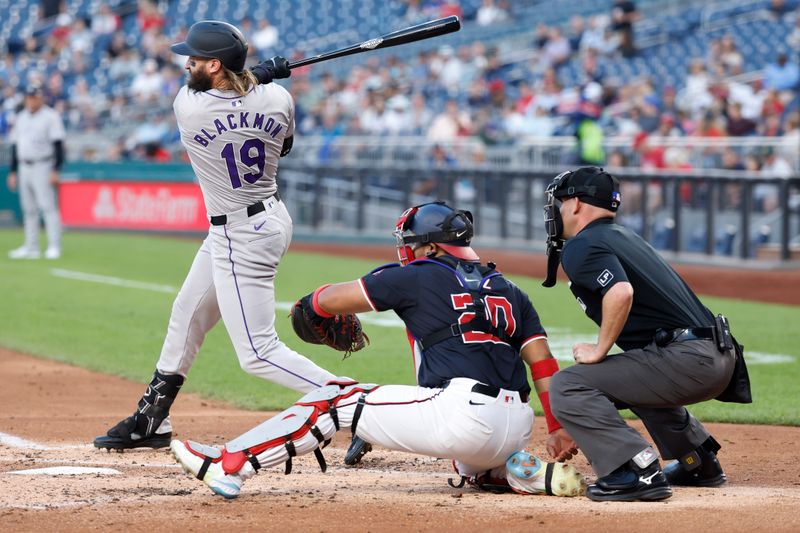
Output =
[{"x1": 541, "y1": 166, "x2": 749, "y2": 502}]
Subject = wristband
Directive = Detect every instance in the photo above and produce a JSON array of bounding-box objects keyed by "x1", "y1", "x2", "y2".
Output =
[
  {"x1": 538, "y1": 391, "x2": 562, "y2": 433},
  {"x1": 311, "y1": 284, "x2": 334, "y2": 318},
  {"x1": 531, "y1": 357, "x2": 559, "y2": 381}
]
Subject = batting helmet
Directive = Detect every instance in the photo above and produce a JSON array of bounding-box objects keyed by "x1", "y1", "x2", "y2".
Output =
[
  {"x1": 393, "y1": 201, "x2": 479, "y2": 265},
  {"x1": 171, "y1": 20, "x2": 249, "y2": 73}
]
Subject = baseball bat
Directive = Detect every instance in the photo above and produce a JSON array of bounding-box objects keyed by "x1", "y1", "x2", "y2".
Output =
[{"x1": 287, "y1": 16, "x2": 461, "y2": 70}]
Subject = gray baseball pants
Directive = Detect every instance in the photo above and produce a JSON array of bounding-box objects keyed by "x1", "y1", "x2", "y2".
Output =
[
  {"x1": 550, "y1": 339, "x2": 735, "y2": 477},
  {"x1": 18, "y1": 160, "x2": 61, "y2": 251}
]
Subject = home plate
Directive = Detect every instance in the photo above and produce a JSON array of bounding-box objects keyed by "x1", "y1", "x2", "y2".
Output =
[{"x1": 8, "y1": 467, "x2": 121, "y2": 476}]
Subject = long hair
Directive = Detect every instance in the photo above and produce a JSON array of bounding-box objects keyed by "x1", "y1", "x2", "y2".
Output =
[{"x1": 218, "y1": 66, "x2": 257, "y2": 96}]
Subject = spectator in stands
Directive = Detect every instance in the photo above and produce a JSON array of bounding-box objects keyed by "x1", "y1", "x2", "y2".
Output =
[
  {"x1": 130, "y1": 58, "x2": 164, "y2": 103},
  {"x1": 408, "y1": 93, "x2": 434, "y2": 135},
  {"x1": 427, "y1": 99, "x2": 472, "y2": 140},
  {"x1": 611, "y1": 0, "x2": 639, "y2": 58},
  {"x1": 764, "y1": 52, "x2": 800, "y2": 91},
  {"x1": 758, "y1": 149, "x2": 791, "y2": 212},
  {"x1": 567, "y1": 16, "x2": 586, "y2": 53},
  {"x1": 681, "y1": 59, "x2": 714, "y2": 115},
  {"x1": 725, "y1": 102, "x2": 757, "y2": 136},
  {"x1": 68, "y1": 18, "x2": 94, "y2": 56},
  {"x1": 788, "y1": 16, "x2": 800, "y2": 51},
  {"x1": 580, "y1": 15, "x2": 610, "y2": 55},
  {"x1": 137, "y1": 0, "x2": 164, "y2": 32},
  {"x1": 720, "y1": 35, "x2": 743, "y2": 74},
  {"x1": 439, "y1": 0, "x2": 463, "y2": 19},
  {"x1": 91, "y1": 4, "x2": 121, "y2": 36},
  {"x1": 383, "y1": 95, "x2": 413, "y2": 135},
  {"x1": 720, "y1": 148, "x2": 745, "y2": 209},
  {"x1": 252, "y1": 18, "x2": 279, "y2": 58},
  {"x1": 542, "y1": 27, "x2": 571, "y2": 69},
  {"x1": 656, "y1": 114, "x2": 682, "y2": 137},
  {"x1": 476, "y1": 0, "x2": 509, "y2": 26}
]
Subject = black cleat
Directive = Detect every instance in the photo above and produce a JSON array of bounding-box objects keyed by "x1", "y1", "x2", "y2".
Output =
[
  {"x1": 93, "y1": 416, "x2": 171, "y2": 451},
  {"x1": 586, "y1": 462, "x2": 672, "y2": 502},
  {"x1": 344, "y1": 436, "x2": 372, "y2": 466},
  {"x1": 664, "y1": 438, "x2": 727, "y2": 487}
]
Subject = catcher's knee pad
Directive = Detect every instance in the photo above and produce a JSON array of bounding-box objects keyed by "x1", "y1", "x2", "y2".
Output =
[
  {"x1": 217, "y1": 380, "x2": 378, "y2": 476},
  {"x1": 505, "y1": 451, "x2": 587, "y2": 497}
]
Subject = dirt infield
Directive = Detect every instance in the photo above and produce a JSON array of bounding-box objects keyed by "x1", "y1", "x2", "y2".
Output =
[
  {"x1": 292, "y1": 243, "x2": 800, "y2": 306},
  {"x1": 1, "y1": 349, "x2": 799, "y2": 532}
]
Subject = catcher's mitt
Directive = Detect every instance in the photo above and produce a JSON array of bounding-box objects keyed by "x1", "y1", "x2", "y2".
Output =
[{"x1": 290, "y1": 294, "x2": 369, "y2": 358}]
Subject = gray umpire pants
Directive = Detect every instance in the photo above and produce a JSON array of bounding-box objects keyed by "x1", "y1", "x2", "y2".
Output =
[
  {"x1": 18, "y1": 160, "x2": 61, "y2": 251},
  {"x1": 550, "y1": 339, "x2": 735, "y2": 478}
]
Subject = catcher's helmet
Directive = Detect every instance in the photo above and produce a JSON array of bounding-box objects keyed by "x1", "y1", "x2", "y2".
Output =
[
  {"x1": 171, "y1": 20, "x2": 248, "y2": 73},
  {"x1": 394, "y1": 201, "x2": 479, "y2": 265}
]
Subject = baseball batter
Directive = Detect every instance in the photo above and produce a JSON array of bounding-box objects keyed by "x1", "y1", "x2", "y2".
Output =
[
  {"x1": 7, "y1": 85, "x2": 66, "y2": 260},
  {"x1": 170, "y1": 202, "x2": 586, "y2": 499},
  {"x1": 94, "y1": 20, "x2": 336, "y2": 451}
]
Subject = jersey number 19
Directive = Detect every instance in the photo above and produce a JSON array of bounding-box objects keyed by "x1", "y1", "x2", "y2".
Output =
[{"x1": 221, "y1": 138, "x2": 266, "y2": 189}]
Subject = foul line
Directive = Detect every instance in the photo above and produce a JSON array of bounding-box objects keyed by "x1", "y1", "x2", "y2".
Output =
[{"x1": 51, "y1": 268, "x2": 177, "y2": 294}]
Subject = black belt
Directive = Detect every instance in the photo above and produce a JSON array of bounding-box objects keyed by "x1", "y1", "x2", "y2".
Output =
[
  {"x1": 209, "y1": 192, "x2": 280, "y2": 226},
  {"x1": 22, "y1": 156, "x2": 53, "y2": 164},
  {"x1": 655, "y1": 327, "x2": 715, "y2": 347},
  {"x1": 442, "y1": 380, "x2": 529, "y2": 402}
]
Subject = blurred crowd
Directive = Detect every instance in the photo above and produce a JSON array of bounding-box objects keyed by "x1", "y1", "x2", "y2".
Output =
[{"x1": 0, "y1": 0, "x2": 798, "y2": 174}]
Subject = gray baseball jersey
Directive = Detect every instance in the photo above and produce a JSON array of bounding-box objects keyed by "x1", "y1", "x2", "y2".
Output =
[
  {"x1": 173, "y1": 84, "x2": 294, "y2": 216},
  {"x1": 152, "y1": 80, "x2": 335, "y2": 408},
  {"x1": 11, "y1": 105, "x2": 66, "y2": 160}
]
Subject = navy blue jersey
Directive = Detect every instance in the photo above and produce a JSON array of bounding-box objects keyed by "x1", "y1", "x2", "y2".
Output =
[
  {"x1": 561, "y1": 218, "x2": 715, "y2": 350},
  {"x1": 359, "y1": 258, "x2": 546, "y2": 395}
]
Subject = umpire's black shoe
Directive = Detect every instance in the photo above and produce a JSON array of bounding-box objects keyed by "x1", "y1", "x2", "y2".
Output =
[
  {"x1": 93, "y1": 416, "x2": 171, "y2": 451},
  {"x1": 586, "y1": 461, "x2": 672, "y2": 502},
  {"x1": 664, "y1": 438, "x2": 727, "y2": 487},
  {"x1": 344, "y1": 435, "x2": 372, "y2": 466}
]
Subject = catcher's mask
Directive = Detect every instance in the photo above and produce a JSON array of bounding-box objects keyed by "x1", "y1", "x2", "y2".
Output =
[
  {"x1": 542, "y1": 167, "x2": 621, "y2": 287},
  {"x1": 393, "y1": 202, "x2": 478, "y2": 265}
]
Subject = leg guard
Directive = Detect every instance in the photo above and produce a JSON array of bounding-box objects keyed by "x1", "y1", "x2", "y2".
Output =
[
  {"x1": 171, "y1": 380, "x2": 377, "y2": 497},
  {"x1": 505, "y1": 451, "x2": 587, "y2": 497},
  {"x1": 94, "y1": 371, "x2": 184, "y2": 451}
]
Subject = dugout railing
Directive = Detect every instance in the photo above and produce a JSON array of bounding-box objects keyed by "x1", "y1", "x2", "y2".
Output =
[{"x1": 277, "y1": 161, "x2": 800, "y2": 262}]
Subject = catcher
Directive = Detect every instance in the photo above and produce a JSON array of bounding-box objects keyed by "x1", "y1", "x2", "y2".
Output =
[{"x1": 170, "y1": 201, "x2": 585, "y2": 499}]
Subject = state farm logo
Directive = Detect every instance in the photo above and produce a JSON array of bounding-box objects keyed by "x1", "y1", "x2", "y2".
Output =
[{"x1": 92, "y1": 186, "x2": 200, "y2": 224}]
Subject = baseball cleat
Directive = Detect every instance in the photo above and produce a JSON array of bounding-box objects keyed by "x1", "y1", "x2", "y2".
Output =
[
  {"x1": 344, "y1": 436, "x2": 372, "y2": 466},
  {"x1": 93, "y1": 416, "x2": 172, "y2": 451},
  {"x1": 170, "y1": 440, "x2": 244, "y2": 499},
  {"x1": 505, "y1": 451, "x2": 587, "y2": 497},
  {"x1": 8, "y1": 246, "x2": 40, "y2": 259},
  {"x1": 586, "y1": 462, "x2": 672, "y2": 502}
]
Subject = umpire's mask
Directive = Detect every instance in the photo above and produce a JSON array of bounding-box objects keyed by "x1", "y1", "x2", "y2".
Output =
[{"x1": 541, "y1": 167, "x2": 622, "y2": 287}]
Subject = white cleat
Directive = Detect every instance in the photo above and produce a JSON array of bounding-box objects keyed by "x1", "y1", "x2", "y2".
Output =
[
  {"x1": 44, "y1": 247, "x2": 61, "y2": 260},
  {"x1": 8, "y1": 246, "x2": 40, "y2": 259},
  {"x1": 505, "y1": 451, "x2": 587, "y2": 497},
  {"x1": 170, "y1": 439, "x2": 244, "y2": 499}
]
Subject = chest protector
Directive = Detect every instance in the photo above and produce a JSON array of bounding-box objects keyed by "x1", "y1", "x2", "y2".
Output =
[{"x1": 413, "y1": 255, "x2": 510, "y2": 350}]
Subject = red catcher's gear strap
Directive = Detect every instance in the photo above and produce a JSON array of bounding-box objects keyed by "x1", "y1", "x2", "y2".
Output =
[
  {"x1": 531, "y1": 358, "x2": 562, "y2": 433},
  {"x1": 312, "y1": 284, "x2": 334, "y2": 318}
]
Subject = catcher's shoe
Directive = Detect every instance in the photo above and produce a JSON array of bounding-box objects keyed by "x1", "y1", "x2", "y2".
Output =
[
  {"x1": 171, "y1": 440, "x2": 249, "y2": 499},
  {"x1": 664, "y1": 443, "x2": 727, "y2": 487},
  {"x1": 93, "y1": 415, "x2": 172, "y2": 451},
  {"x1": 344, "y1": 436, "x2": 372, "y2": 466},
  {"x1": 505, "y1": 451, "x2": 587, "y2": 497},
  {"x1": 586, "y1": 461, "x2": 672, "y2": 502}
]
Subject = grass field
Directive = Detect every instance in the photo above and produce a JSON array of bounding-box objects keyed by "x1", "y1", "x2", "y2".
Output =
[{"x1": 1, "y1": 229, "x2": 798, "y2": 425}]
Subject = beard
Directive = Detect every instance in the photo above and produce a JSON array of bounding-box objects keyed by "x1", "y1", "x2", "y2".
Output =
[{"x1": 187, "y1": 69, "x2": 213, "y2": 92}]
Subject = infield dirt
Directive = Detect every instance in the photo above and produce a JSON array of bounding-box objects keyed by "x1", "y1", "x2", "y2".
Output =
[{"x1": 0, "y1": 349, "x2": 799, "y2": 532}]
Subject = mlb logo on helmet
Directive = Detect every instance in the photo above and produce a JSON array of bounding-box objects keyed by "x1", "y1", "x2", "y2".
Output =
[{"x1": 611, "y1": 191, "x2": 622, "y2": 209}]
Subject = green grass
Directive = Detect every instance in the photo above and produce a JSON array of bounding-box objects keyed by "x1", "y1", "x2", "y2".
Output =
[{"x1": 0, "y1": 228, "x2": 798, "y2": 425}]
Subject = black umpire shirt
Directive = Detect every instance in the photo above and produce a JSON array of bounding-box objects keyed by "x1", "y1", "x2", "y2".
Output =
[{"x1": 561, "y1": 218, "x2": 715, "y2": 351}]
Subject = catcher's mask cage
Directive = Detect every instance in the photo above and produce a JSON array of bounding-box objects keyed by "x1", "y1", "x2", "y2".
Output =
[
  {"x1": 541, "y1": 167, "x2": 621, "y2": 287},
  {"x1": 171, "y1": 20, "x2": 249, "y2": 73},
  {"x1": 393, "y1": 202, "x2": 478, "y2": 265}
]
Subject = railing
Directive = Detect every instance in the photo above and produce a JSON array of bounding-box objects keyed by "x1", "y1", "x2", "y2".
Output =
[{"x1": 277, "y1": 161, "x2": 800, "y2": 262}]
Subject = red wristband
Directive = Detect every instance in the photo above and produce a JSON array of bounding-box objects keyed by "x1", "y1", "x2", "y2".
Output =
[
  {"x1": 531, "y1": 357, "x2": 560, "y2": 381},
  {"x1": 311, "y1": 284, "x2": 334, "y2": 318},
  {"x1": 538, "y1": 391, "x2": 562, "y2": 433}
]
